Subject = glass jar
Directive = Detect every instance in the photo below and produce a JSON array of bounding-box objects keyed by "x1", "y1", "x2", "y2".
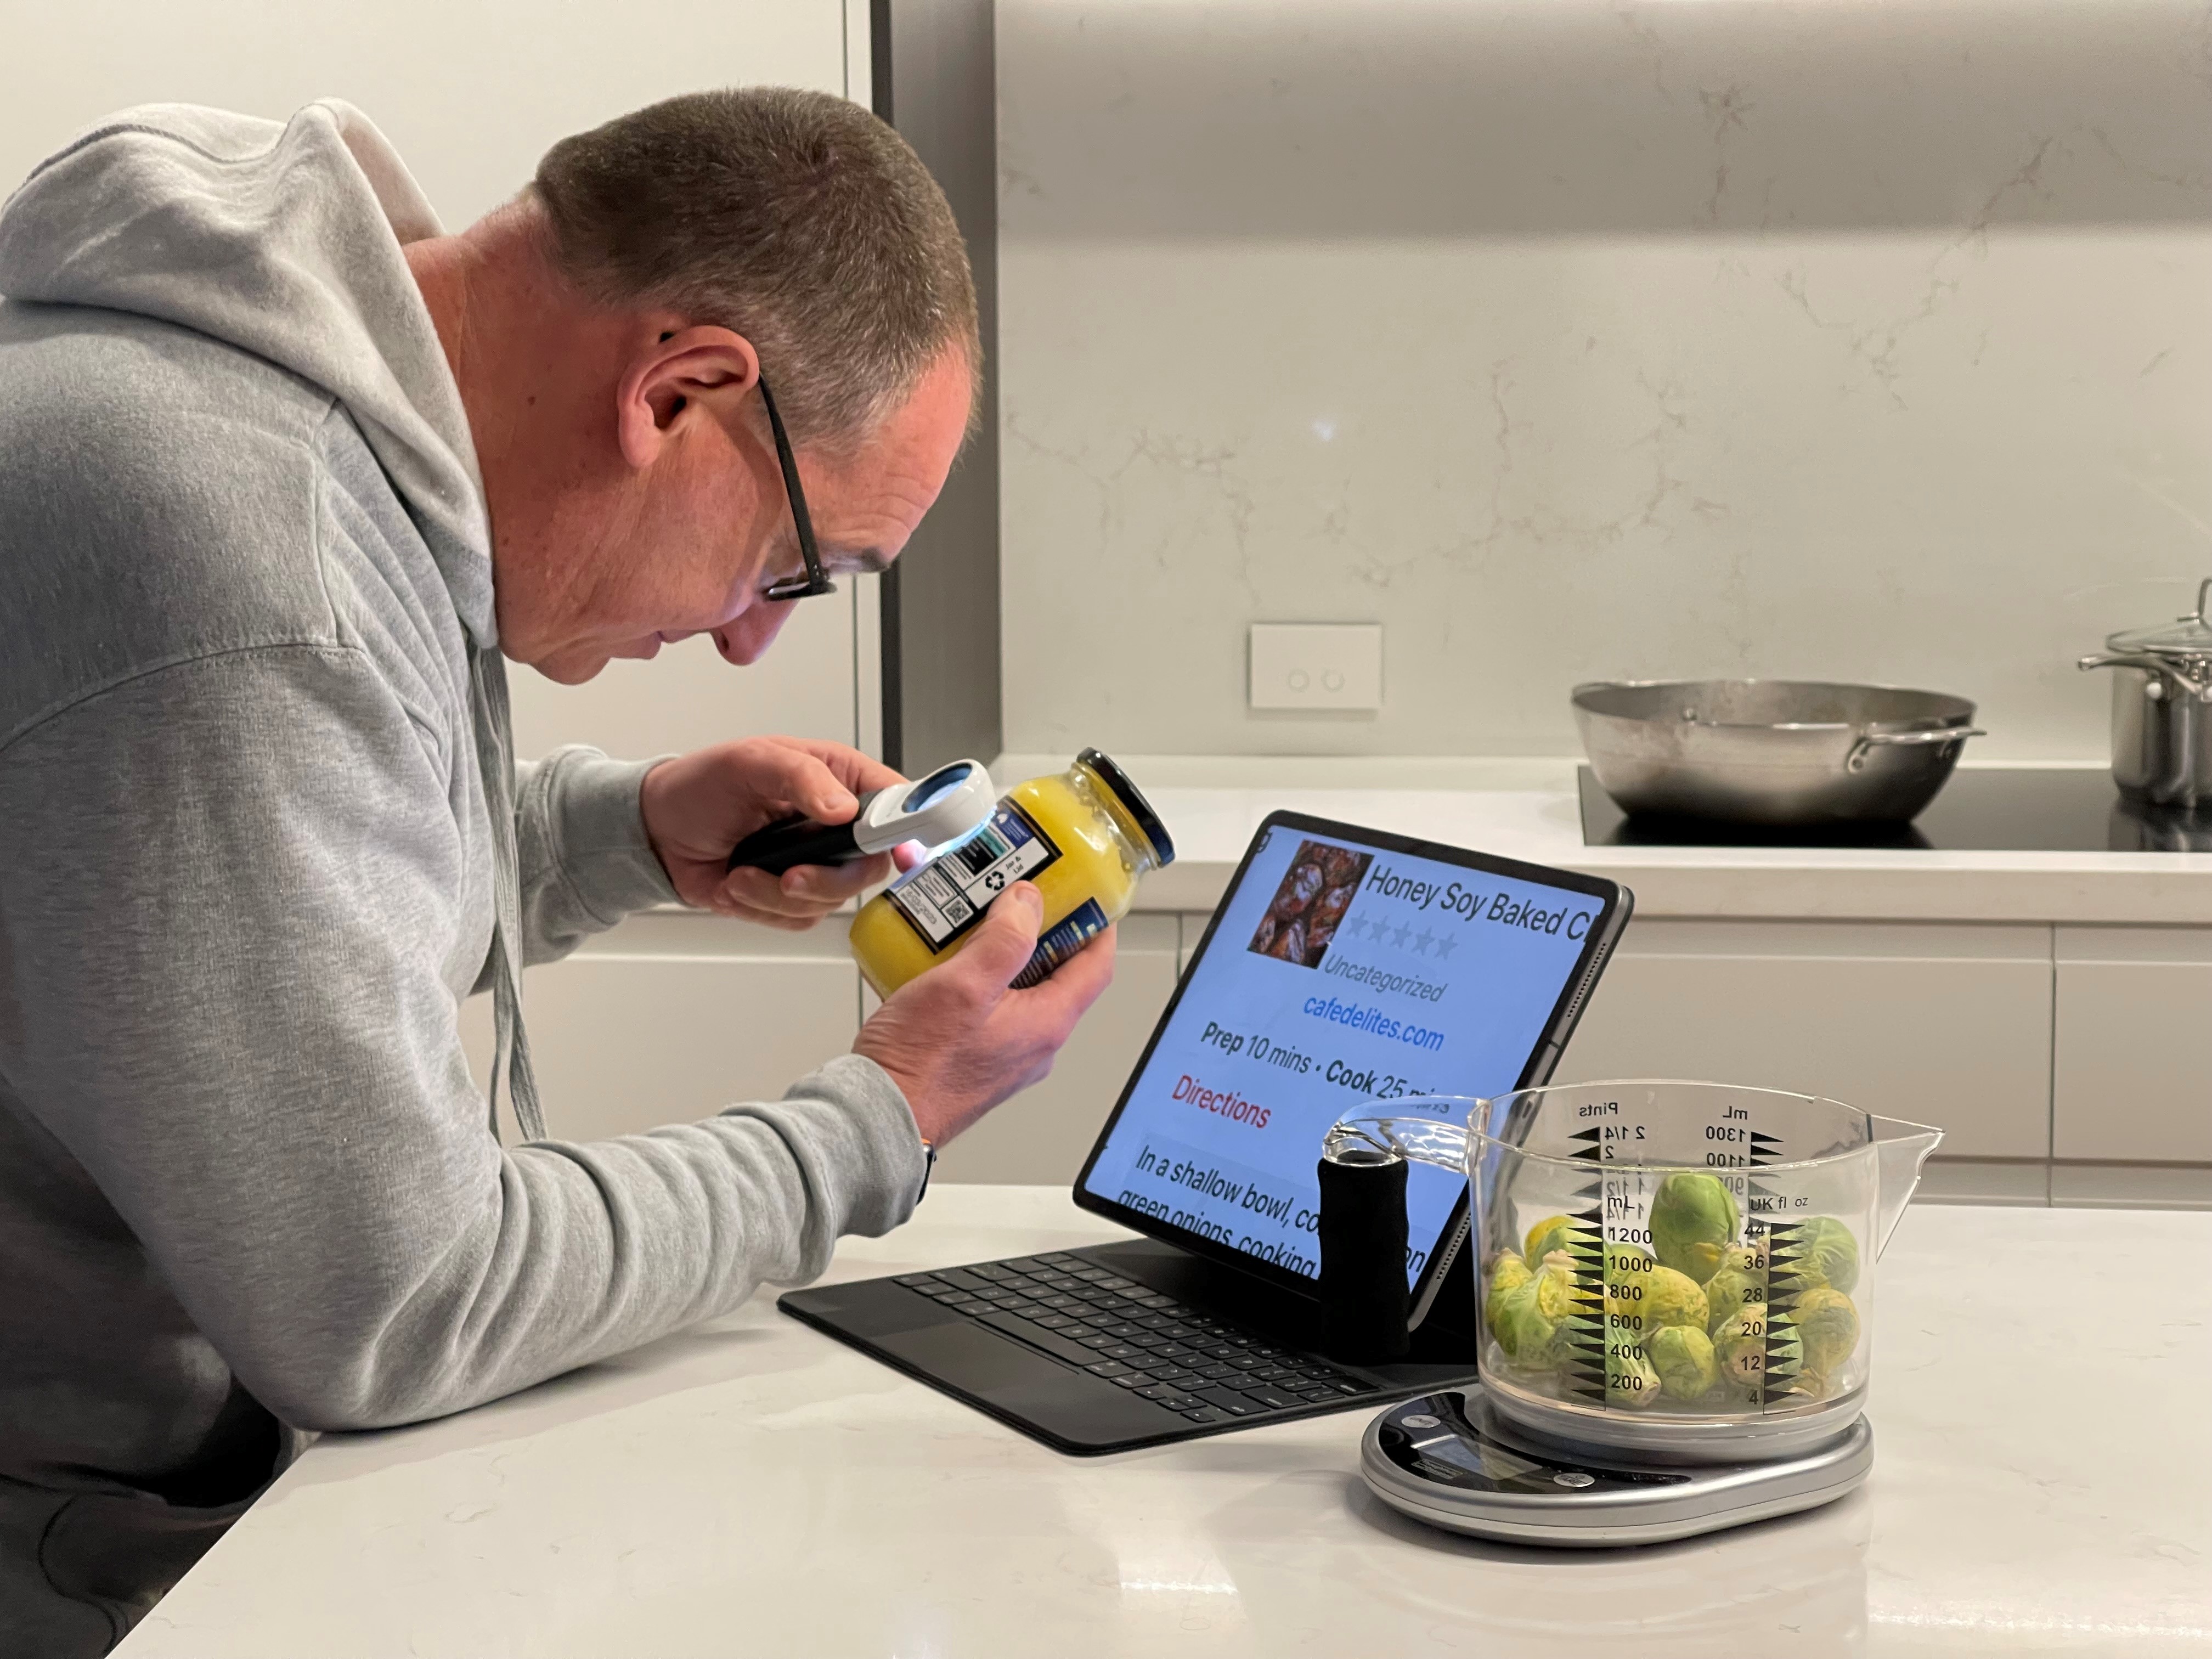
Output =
[{"x1": 849, "y1": 749, "x2": 1174, "y2": 998}]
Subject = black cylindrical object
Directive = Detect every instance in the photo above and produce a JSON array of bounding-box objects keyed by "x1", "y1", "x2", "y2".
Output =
[{"x1": 1317, "y1": 1148, "x2": 1410, "y2": 1364}]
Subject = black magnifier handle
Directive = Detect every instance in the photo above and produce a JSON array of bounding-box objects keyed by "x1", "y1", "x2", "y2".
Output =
[{"x1": 727, "y1": 794, "x2": 879, "y2": 877}]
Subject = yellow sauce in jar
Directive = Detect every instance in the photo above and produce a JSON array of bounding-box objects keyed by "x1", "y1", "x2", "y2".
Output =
[{"x1": 850, "y1": 750, "x2": 1172, "y2": 998}]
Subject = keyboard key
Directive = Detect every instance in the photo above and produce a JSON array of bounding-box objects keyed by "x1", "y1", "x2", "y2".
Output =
[
  {"x1": 1183, "y1": 1408, "x2": 1229, "y2": 1424},
  {"x1": 977, "y1": 1311, "x2": 1117, "y2": 1370},
  {"x1": 935, "y1": 1268, "x2": 992, "y2": 1291},
  {"x1": 1250, "y1": 1367, "x2": 1296, "y2": 1383},
  {"x1": 1328, "y1": 1381, "x2": 1367, "y2": 1396},
  {"x1": 939, "y1": 1294, "x2": 984, "y2": 1311},
  {"x1": 1109, "y1": 1372, "x2": 1156, "y2": 1389},
  {"x1": 1030, "y1": 1313, "x2": 1077, "y2": 1331},
  {"x1": 1223, "y1": 1355, "x2": 1267, "y2": 1372},
  {"x1": 1190, "y1": 1363, "x2": 1239, "y2": 1382},
  {"x1": 1038, "y1": 1252, "x2": 1080, "y2": 1266},
  {"x1": 1246, "y1": 1386, "x2": 1300, "y2": 1410},
  {"x1": 1096, "y1": 1344, "x2": 1143, "y2": 1361},
  {"x1": 968, "y1": 1264, "x2": 1020, "y2": 1283},
  {"x1": 1075, "y1": 1333, "x2": 1116, "y2": 1350},
  {"x1": 1295, "y1": 1386, "x2": 1344, "y2": 1403},
  {"x1": 1001, "y1": 1299, "x2": 1048, "y2": 1317},
  {"x1": 893, "y1": 1273, "x2": 938, "y2": 1287},
  {"x1": 1084, "y1": 1359, "x2": 1130, "y2": 1378},
  {"x1": 1152, "y1": 1343, "x2": 1199, "y2": 1362},
  {"x1": 1193, "y1": 1388, "x2": 1265, "y2": 1418},
  {"x1": 1134, "y1": 1385, "x2": 1180, "y2": 1402},
  {"x1": 1153, "y1": 1371, "x2": 1202, "y2": 1389},
  {"x1": 1036, "y1": 1294, "x2": 1081, "y2": 1310}
]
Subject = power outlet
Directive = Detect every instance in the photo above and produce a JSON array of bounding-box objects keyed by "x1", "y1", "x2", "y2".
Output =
[{"x1": 1248, "y1": 623, "x2": 1384, "y2": 711}]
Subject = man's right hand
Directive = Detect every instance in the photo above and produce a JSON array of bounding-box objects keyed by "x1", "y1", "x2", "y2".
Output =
[{"x1": 853, "y1": 882, "x2": 1116, "y2": 1147}]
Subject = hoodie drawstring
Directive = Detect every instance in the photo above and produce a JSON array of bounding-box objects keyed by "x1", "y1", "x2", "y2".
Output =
[{"x1": 469, "y1": 642, "x2": 546, "y2": 1143}]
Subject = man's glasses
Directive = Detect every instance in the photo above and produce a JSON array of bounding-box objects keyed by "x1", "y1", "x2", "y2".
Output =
[{"x1": 758, "y1": 374, "x2": 837, "y2": 602}]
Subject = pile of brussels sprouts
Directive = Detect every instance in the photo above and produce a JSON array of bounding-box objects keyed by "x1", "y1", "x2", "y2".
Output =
[{"x1": 1481, "y1": 1173, "x2": 1863, "y2": 1412}]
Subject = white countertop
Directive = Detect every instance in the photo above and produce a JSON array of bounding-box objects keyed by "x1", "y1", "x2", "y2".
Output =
[
  {"x1": 121, "y1": 1186, "x2": 2210, "y2": 1657},
  {"x1": 1007, "y1": 754, "x2": 2212, "y2": 924}
]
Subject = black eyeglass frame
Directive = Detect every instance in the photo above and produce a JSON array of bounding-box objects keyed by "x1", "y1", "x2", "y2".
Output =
[{"x1": 758, "y1": 374, "x2": 837, "y2": 602}]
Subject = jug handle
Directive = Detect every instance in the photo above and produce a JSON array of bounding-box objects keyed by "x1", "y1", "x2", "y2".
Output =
[
  {"x1": 1870, "y1": 1116, "x2": 1945, "y2": 1259},
  {"x1": 1324, "y1": 1115, "x2": 1470, "y2": 1173}
]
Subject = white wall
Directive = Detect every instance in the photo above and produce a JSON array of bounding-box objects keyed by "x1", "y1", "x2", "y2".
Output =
[{"x1": 996, "y1": 0, "x2": 2212, "y2": 762}]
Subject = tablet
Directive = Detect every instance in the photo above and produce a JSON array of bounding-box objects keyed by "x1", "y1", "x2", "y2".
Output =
[{"x1": 1072, "y1": 811, "x2": 1632, "y2": 1323}]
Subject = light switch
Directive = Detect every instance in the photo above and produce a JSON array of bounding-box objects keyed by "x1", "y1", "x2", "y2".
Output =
[{"x1": 1248, "y1": 623, "x2": 1384, "y2": 711}]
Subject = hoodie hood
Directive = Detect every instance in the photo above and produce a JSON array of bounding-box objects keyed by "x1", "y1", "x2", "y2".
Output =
[{"x1": 0, "y1": 100, "x2": 495, "y2": 643}]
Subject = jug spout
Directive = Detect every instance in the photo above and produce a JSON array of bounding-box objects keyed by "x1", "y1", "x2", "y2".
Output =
[
  {"x1": 1870, "y1": 1116, "x2": 1944, "y2": 1258},
  {"x1": 1325, "y1": 1114, "x2": 1470, "y2": 1176}
]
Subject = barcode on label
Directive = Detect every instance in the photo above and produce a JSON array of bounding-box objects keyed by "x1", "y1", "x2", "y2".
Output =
[{"x1": 885, "y1": 801, "x2": 1062, "y2": 951}]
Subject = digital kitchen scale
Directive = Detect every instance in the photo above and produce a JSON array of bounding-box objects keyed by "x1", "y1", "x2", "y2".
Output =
[{"x1": 1361, "y1": 1389, "x2": 1871, "y2": 1547}]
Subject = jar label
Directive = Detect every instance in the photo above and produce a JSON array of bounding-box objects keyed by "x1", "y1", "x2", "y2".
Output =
[
  {"x1": 885, "y1": 800, "x2": 1062, "y2": 951},
  {"x1": 1012, "y1": 898, "x2": 1110, "y2": 989}
]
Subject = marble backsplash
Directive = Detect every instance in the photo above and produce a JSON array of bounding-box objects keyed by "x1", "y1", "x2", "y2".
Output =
[{"x1": 995, "y1": 0, "x2": 2212, "y2": 760}]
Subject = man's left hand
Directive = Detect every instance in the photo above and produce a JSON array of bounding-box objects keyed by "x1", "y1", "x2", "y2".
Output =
[{"x1": 640, "y1": 737, "x2": 913, "y2": 930}]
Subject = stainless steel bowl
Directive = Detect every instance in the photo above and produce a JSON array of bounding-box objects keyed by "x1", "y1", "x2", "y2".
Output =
[{"x1": 1572, "y1": 679, "x2": 1986, "y2": 825}]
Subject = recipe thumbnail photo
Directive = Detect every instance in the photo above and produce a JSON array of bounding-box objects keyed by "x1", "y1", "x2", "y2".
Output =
[{"x1": 1247, "y1": 840, "x2": 1372, "y2": 970}]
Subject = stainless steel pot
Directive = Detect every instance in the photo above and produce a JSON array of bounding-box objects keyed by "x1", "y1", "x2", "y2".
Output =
[
  {"x1": 2079, "y1": 578, "x2": 2212, "y2": 812},
  {"x1": 1572, "y1": 679, "x2": 1986, "y2": 825}
]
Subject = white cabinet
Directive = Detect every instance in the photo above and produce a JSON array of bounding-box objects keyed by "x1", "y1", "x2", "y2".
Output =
[
  {"x1": 463, "y1": 911, "x2": 861, "y2": 1142},
  {"x1": 1553, "y1": 921, "x2": 2056, "y2": 1159},
  {"x1": 932, "y1": 915, "x2": 1183, "y2": 1186},
  {"x1": 2053, "y1": 928, "x2": 2212, "y2": 1164}
]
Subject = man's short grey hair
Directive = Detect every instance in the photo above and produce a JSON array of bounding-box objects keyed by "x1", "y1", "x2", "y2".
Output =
[{"x1": 533, "y1": 87, "x2": 978, "y2": 454}]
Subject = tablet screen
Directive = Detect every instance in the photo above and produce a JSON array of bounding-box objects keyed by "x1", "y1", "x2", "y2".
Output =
[{"x1": 1076, "y1": 819, "x2": 1615, "y2": 1288}]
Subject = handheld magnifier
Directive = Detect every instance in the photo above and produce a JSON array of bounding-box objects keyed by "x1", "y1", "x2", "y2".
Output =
[{"x1": 727, "y1": 759, "x2": 996, "y2": 877}]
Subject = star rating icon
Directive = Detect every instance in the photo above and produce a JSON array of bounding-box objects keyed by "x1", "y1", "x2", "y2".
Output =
[
  {"x1": 1391, "y1": 920, "x2": 1414, "y2": 949},
  {"x1": 1412, "y1": 927, "x2": 1435, "y2": 956},
  {"x1": 1432, "y1": 932, "x2": 1458, "y2": 960}
]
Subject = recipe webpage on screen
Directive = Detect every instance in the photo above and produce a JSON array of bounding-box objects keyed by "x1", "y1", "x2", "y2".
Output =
[{"x1": 1080, "y1": 825, "x2": 1601, "y2": 1285}]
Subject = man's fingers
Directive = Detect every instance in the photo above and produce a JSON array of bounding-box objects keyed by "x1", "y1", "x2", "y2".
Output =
[
  {"x1": 720, "y1": 851, "x2": 891, "y2": 916},
  {"x1": 731, "y1": 742, "x2": 858, "y2": 826},
  {"x1": 797, "y1": 739, "x2": 906, "y2": 799},
  {"x1": 949, "y1": 882, "x2": 1045, "y2": 990},
  {"x1": 1005, "y1": 924, "x2": 1118, "y2": 1031}
]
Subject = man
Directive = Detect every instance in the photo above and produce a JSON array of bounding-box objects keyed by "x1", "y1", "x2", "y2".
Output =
[{"x1": 0, "y1": 89, "x2": 1111, "y2": 1654}]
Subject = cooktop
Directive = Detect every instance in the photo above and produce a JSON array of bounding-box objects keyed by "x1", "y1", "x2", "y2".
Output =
[{"x1": 1577, "y1": 766, "x2": 2212, "y2": 853}]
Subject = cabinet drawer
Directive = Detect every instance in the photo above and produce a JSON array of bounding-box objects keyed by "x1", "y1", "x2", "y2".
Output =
[
  {"x1": 2053, "y1": 929, "x2": 2212, "y2": 1163},
  {"x1": 1555, "y1": 932, "x2": 2053, "y2": 1159},
  {"x1": 466, "y1": 917, "x2": 862, "y2": 1142}
]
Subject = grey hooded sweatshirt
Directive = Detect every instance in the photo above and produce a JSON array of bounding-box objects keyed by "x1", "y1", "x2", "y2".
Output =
[{"x1": 0, "y1": 102, "x2": 924, "y2": 1654}]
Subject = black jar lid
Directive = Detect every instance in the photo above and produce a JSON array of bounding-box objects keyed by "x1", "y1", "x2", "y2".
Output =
[{"x1": 1077, "y1": 748, "x2": 1175, "y2": 867}]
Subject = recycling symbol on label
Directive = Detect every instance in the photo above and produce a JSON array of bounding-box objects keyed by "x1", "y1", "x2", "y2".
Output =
[{"x1": 984, "y1": 870, "x2": 1008, "y2": 891}]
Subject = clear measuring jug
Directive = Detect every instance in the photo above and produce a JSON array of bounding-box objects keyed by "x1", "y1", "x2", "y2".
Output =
[{"x1": 1328, "y1": 1082, "x2": 1942, "y2": 1462}]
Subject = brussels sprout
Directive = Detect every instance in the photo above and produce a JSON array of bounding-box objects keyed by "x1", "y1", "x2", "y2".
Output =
[
  {"x1": 1718, "y1": 1242, "x2": 1764, "y2": 1274},
  {"x1": 1525, "y1": 1250, "x2": 1577, "y2": 1320},
  {"x1": 1713, "y1": 1303, "x2": 1803, "y2": 1397},
  {"x1": 1649, "y1": 1173, "x2": 1739, "y2": 1284},
  {"x1": 1793, "y1": 1285, "x2": 1861, "y2": 1379},
  {"x1": 1523, "y1": 1214, "x2": 1590, "y2": 1269},
  {"x1": 1603, "y1": 1238, "x2": 1654, "y2": 1276},
  {"x1": 1488, "y1": 1276, "x2": 1556, "y2": 1368},
  {"x1": 1702, "y1": 1265, "x2": 1763, "y2": 1336},
  {"x1": 1645, "y1": 1323, "x2": 1720, "y2": 1401},
  {"x1": 1775, "y1": 1217, "x2": 1861, "y2": 1296},
  {"x1": 1609, "y1": 1261, "x2": 1708, "y2": 1336},
  {"x1": 1605, "y1": 1340, "x2": 1663, "y2": 1409},
  {"x1": 1483, "y1": 1253, "x2": 1533, "y2": 1335}
]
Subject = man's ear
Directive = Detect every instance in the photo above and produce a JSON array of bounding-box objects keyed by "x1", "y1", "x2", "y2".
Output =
[{"x1": 614, "y1": 326, "x2": 762, "y2": 471}]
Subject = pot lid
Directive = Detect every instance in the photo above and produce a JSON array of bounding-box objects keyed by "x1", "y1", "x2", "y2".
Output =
[{"x1": 2105, "y1": 578, "x2": 2212, "y2": 656}]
